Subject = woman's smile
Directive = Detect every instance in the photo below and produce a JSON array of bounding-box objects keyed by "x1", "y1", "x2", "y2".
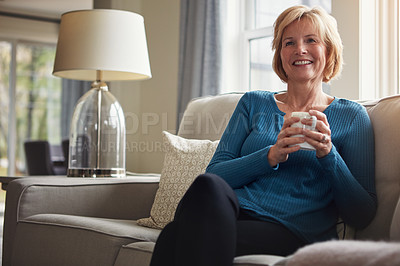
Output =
[
  {"x1": 280, "y1": 18, "x2": 327, "y2": 83},
  {"x1": 293, "y1": 60, "x2": 313, "y2": 66}
]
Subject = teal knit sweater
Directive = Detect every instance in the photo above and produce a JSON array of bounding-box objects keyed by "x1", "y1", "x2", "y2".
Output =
[{"x1": 206, "y1": 91, "x2": 377, "y2": 243}]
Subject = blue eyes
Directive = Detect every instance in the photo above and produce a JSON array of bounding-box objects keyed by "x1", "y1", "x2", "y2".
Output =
[{"x1": 284, "y1": 38, "x2": 317, "y2": 46}]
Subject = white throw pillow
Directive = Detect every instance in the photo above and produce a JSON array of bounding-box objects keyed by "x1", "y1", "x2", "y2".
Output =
[{"x1": 137, "y1": 131, "x2": 219, "y2": 229}]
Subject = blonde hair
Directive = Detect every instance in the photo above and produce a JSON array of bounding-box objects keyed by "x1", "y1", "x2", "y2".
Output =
[{"x1": 272, "y1": 5, "x2": 343, "y2": 83}]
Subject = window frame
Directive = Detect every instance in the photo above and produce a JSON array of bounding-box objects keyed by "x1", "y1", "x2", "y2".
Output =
[
  {"x1": 240, "y1": 26, "x2": 274, "y2": 92},
  {"x1": 1, "y1": 39, "x2": 61, "y2": 176},
  {"x1": 238, "y1": 0, "x2": 332, "y2": 93},
  {"x1": 229, "y1": 0, "x2": 399, "y2": 99},
  {"x1": 0, "y1": 14, "x2": 59, "y2": 176}
]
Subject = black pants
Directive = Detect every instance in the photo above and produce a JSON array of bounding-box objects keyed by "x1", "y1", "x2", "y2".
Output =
[{"x1": 150, "y1": 173, "x2": 307, "y2": 266}]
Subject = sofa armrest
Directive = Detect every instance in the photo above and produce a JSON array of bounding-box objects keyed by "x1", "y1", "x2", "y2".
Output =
[
  {"x1": 5, "y1": 176, "x2": 159, "y2": 220},
  {"x1": 390, "y1": 194, "x2": 400, "y2": 240},
  {"x1": 3, "y1": 176, "x2": 159, "y2": 266}
]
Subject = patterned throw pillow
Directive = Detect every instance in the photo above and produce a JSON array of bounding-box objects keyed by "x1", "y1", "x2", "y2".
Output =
[{"x1": 137, "y1": 131, "x2": 219, "y2": 229}]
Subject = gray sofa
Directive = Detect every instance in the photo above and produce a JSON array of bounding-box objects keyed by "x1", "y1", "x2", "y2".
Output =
[{"x1": 3, "y1": 93, "x2": 400, "y2": 265}]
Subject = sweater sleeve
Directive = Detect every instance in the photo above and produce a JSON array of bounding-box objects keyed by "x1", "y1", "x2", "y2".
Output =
[
  {"x1": 318, "y1": 107, "x2": 377, "y2": 229},
  {"x1": 206, "y1": 93, "x2": 277, "y2": 189}
]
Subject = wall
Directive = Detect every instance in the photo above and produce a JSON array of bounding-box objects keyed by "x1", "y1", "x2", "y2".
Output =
[
  {"x1": 136, "y1": 0, "x2": 179, "y2": 173},
  {"x1": 96, "y1": 0, "x2": 180, "y2": 173},
  {"x1": 330, "y1": 0, "x2": 360, "y2": 100},
  {"x1": 0, "y1": 15, "x2": 59, "y2": 43}
]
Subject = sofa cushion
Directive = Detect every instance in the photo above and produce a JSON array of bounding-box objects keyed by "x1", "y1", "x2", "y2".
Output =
[
  {"x1": 21, "y1": 213, "x2": 160, "y2": 242},
  {"x1": 178, "y1": 93, "x2": 243, "y2": 140},
  {"x1": 114, "y1": 241, "x2": 289, "y2": 266},
  {"x1": 233, "y1": 255, "x2": 289, "y2": 266},
  {"x1": 12, "y1": 214, "x2": 160, "y2": 266},
  {"x1": 137, "y1": 131, "x2": 219, "y2": 229},
  {"x1": 356, "y1": 95, "x2": 400, "y2": 240},
  {"x1": 114, "y1": 242, "x2": 155, "y2": 266},
  {"x1": 390, "y1": 195, "x2": 400, "y2": 240}
]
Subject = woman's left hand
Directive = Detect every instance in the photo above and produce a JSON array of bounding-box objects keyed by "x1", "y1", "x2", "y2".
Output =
[{"x1": 303, "y1": 108, "x2": 332, "y2": 158}]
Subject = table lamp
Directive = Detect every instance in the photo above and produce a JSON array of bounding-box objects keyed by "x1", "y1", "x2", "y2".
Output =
[{"x1": 53, "y1": 9, "x2": 151, "y2": 178}]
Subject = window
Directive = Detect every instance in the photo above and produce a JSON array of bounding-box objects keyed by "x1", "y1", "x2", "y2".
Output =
[
  {"x1": 0, "y1": 40, "x2": 61, "y2": 176},
  {"x1": 0, "y1": 41, "x2": 11, "y2": 176},
  {"x1": 221, "y1": 0, "x2": 331, "y2": 93},
  {"x1": 223, "y1": 0, "x2": 399, "y2": 100}
]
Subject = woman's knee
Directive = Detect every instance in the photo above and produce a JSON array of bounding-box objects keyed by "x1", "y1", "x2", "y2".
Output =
[
  {"x1": 180, "y1": 173, "x2": 239, "y2": 214},
  {"x1": 192, "y1": 173, "x2": 232, "y2": 195}
]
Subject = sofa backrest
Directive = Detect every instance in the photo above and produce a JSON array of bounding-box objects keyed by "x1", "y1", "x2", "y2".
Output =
[
  {"x1": 178, "y1": 92, "x2": 400, "y2": 241},
  {"x1": 177, "y1": 93, "x2": 243, "y2": 140},
  {"x1": 356, "y1": 95, "x2": 400, "y2": 241}
]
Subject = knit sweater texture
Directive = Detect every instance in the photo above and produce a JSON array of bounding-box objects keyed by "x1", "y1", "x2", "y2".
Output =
[{"x1": 206, "y1": 91, "x2": 377, "y2": 243}]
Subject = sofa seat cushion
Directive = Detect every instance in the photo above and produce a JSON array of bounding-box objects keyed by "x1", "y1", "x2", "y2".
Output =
[
  {"x1": 11, "y1": 214, "x2": 160, "y2": 266},
  {"x1": 233, "y1": 255, "x2": 289, "y2": 266},
  {"x1": 22, "y1": 213, "x2": 161, "y2": 242},
  {"x1": 114, "y1": 242, "x2": 155, "y2": 266}
]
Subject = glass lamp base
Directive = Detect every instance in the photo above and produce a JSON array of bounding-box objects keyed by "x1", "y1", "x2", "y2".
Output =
[
  {"x1": 67, "y1": 168, "x2": 126, "y2": 178},
  {"x1": 67, "y1": 80, "x2": 126, "y2": 178}
]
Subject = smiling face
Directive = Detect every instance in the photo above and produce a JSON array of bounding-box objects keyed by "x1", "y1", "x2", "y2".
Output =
[{"x1": 280, "y1": 18, "x2": 327, "y2": 85}]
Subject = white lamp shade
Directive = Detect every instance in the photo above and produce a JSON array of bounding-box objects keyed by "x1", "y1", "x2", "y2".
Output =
[{"x1": 53, "y1": 9, "x2": 151, "y2": 81}]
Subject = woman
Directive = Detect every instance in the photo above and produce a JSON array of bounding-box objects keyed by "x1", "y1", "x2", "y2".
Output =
[{"x1": 151, "y1": 5, "x2": 377, "y2": 266}]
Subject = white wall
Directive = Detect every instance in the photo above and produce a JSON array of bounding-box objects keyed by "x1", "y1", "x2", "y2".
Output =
[
  {"x1": 102, "y1": 0, "x2": 180, "y2": 173},
  {"x1": 0, "y1": 15, "x2": 59, "y2": 43},
  {"x1": 330, "y1": 0, "x2": 361, "y2": 100}
]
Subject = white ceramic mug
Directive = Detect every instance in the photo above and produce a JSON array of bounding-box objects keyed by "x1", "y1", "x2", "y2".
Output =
[{"x1": 290, "y1": 112, "x2": 317, "y2": 150}]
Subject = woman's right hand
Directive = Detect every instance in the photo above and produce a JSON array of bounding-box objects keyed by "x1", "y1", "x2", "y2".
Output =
[{"x1": 267, "y1": 115, "x2": 305, "y2": 167}]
